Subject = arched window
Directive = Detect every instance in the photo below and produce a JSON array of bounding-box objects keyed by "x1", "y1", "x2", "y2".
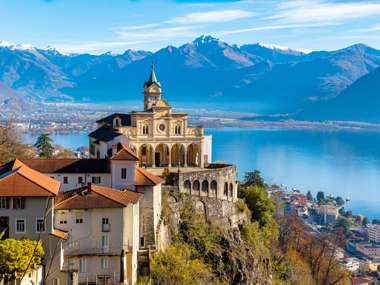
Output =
[
  {"x1": 224, "y1": 182, "x2": 228, "y2": 196},
  {"x1": 193, "y1": 180, "x2": 200, "y2": 191},
  {"x1": 201, "y1": 180, "x2": 209, "y2": 192},
  {"x1": 184, "y1": 180, "x2": 191, "y2": 190},
  {"x1": 175, "y1": 125, "x2": 181, "y2": 135},
  {"x1": 142, "y1": 125, "x2": 149, "y2": 135},
  {"x1": 210, "y1": 180, "x2": 217, "y2": 195},
  {"x1": 113, "y1": 117, "x2": 121, "y2": 127},
  {"x1": 229, "y1": 183, "x2": 234, "y2": 197}
]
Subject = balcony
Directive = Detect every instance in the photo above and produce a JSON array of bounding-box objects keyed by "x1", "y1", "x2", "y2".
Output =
[{"x1": 102, "y1": 224, "x2": 110, "y2": 232}]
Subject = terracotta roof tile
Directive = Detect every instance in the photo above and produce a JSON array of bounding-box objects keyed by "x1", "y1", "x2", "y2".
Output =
[
  {"x1": 21, "y1": 159, "x2": 110, "y2": 174},
  {"x1": 111, "y1": 144, "x2": 139, "y2": 161},
  {"x1": 0, "y1": 159, "x2": 60, "y2": 196},
  {"x1": 55, "y1": 184, "x2": 142, "y2": 210},
  {"x1": 135, "y1": 168, "x2": 164, "y2": 186},
  {"x1": 51, "y1": 228, "x2": 68, "y2": 240}
]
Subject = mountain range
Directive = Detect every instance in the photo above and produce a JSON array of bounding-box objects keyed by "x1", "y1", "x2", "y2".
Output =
[{"x1": 0, "y1": 35, "x2": 379, "y2": 122}]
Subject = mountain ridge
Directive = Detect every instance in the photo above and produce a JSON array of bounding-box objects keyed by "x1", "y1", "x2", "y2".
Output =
[{"x1": 0, "y1": 35, "x2": 379, "y2": 121}]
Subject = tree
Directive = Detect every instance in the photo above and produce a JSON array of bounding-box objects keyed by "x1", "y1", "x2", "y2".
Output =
[
  {"x1": 372, "y1": 219, "x2": 380, "y2": 225},
  {"x1": 150, "y1": 243, "x2": 215, "y2": 285},
  {"x1": 54, "y1": 148, "x2": 75, "y2": 158},
  {"x1": 0, "y1": 239, "x2": 44, "y2": 284},
  {"x1": 306, "y1": 191, "x2": 313, "y2": 202},
  {"x1": 362, "y1": 216, "x2": 369, "y2": 226},
  {"x1": 240, "y1": 186, "x2": 275, "y2": 227},
  {"x1": 334, "y1": 218, "x2": 350, "y2": 236},
  {"x1": 242, "y1": 170, "x2": 265, "y2": 188},
  {"x1": 0, "y1": 123, "x2": 35, "y2": 163},
  {"x1": 335, "y1": 196, "x2": 345, "y2": 206},
  {"x1": 316, "y1": 191, "x2": 325, "y2": 203},
  {"x1": 34, "y1": 134, "x2": 54, "y2": 158}
]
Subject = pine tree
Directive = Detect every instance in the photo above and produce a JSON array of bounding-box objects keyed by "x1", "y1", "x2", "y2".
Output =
[{"x1": 34, "y1": 133, "x2": 54, "y2": 158}]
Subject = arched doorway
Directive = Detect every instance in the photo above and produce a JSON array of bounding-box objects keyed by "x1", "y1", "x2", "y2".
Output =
[
  {"x1": 171, "y1": 144, "x2": 185, "y2": 167},
  {"x1": 210, "y1": 180, "x2": 217, "y2": 197},
  {"x1": 184, "y1": 180, "x2": 191, "y2": 192},
  {"x1": 224, "y1": 182, "x2": 228, "y2": 197},
  {"x1": 155, "y1": 144, "x2": 169, "y2": 167},
  {"x1": 201, "y1": 180, "x2": 209, "y2": 195},
  {"x1": 139, "y1": 144, "x2": 154, "y2": 167},
  {"x1": 187, "y1": 143, "x2": 200, "y2": 167},
  {"x1": 193, "y1": 180, "x2": 200, "y2": 194},
  {"x1": 229, "y1": 183, "x2": 234, "y2": 198}
]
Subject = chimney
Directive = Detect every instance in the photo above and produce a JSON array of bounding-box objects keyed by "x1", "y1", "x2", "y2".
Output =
[{"x1": 112, "y1": 144, "x2": 117, "y2": 156}]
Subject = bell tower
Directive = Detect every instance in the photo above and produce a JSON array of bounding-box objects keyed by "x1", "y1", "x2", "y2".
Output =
[{"x1": 144, "y1": 63, "x2": 162, "y2": 111}]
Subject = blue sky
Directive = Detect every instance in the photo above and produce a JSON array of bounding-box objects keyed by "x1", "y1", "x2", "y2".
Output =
[{"x1": 1, "y1": 0, "x2": 380, "y2": 54}]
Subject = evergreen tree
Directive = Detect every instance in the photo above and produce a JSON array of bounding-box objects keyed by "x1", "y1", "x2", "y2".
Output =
[
  {"x1": 372, "y1": 219, "x2": 380, "y2": 225},
  {"x1": 34, "y1": 133, "x2": 54, "y2": 158},
  {"x1": 242, "y1": 170, "x2": 265, "y2": 188},
  {"x1": 306, "y1": 191, "x2": 313, "y2": 201},
  {"x1": 362, "y1": 216, "x2": 369, "y2": 226},
  {"x1": 335, "y1": 196, "x2": 345, "y2": 206},
  {"x1": 316, "y1": 191, "x2": 325, "y2": 203}
]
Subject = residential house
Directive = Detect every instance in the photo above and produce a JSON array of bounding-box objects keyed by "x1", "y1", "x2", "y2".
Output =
[{"x1": 55, "y1": 183, "x2": 141, "y2": 285}]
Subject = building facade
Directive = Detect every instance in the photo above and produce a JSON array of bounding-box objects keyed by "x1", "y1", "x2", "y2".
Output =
[{"x1": 88, "y1": 65, "x2": 237, "y2": 202}]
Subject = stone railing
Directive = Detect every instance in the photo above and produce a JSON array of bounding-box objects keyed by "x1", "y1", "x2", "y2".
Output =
[{"x1": 185, "y1": 126, "x2": 203, "y2": 136}]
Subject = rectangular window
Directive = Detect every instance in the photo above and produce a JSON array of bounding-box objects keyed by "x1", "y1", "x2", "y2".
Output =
[
  {"x1": 13, "y1": 198, "x2": 25, "y2": 209},
  {"x1": 140, "y1": 237, "x2": 145, "y2": 248},
  {"x1": 100, "y1": 257, "x2": 109, "y2": 269},
  {"x1": 92, "y1": 176, "x2": 101, "y2": 184},
  {"x1": 75, "y1": 218, "x2": 83, "y2": 224},
  {"x1": 0, "y1": 197, "x2": 10, "y2": 209},
  {"x1": 121, "y1": 168, "x2": 127, "y2": 179},
  {"x1": 79, "y1": 257, "x2": 86, "y2": 273},
  {"x1": 15, "y1": 219, "x2": 25, "y2": 233},
  {"x1": 101, "y1": 218, "x2": 110, "y2": 232},
  {"x1": 59, "y1": 220, "x2": 67, "y2": 224},
  {"x1": 101, "y1": 235, "x2": 109, "y2": 250},
  {"x1": 36, "y1": 218, "x2": 45, "y2": 233},
  {"x1": 63, "y1": 177, "x2": 68, "y2": 184},
  {"x1": 78, "y1": 176, "x2": 83, "y2": 184}
]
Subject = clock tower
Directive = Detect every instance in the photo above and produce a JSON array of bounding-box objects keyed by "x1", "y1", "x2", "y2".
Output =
[{"x1": 144, "y1": 63, "x2": 163, "y2": 111}]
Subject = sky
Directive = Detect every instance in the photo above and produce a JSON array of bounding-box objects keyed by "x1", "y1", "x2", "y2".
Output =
[{"x1": 1, "y1": 0, "x2": 380, "y2": 54}]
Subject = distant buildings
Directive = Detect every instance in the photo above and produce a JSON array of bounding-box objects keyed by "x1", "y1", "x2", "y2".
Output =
[
  {"x1": 367, "y1": 224, "x2": 380, "y2": 244},
  {"x1": 317, "y1": 204, "x2": 339, "y2": 225}
]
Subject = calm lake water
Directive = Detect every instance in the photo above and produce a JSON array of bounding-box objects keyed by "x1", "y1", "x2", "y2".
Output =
[{"x1": 25, "y1": 128, "x2": 380, "y2": 220}]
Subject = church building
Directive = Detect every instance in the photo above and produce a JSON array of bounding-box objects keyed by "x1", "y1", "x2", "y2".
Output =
[{"x1": 89, "y1": 64, "x2": 212, "y2": 169}]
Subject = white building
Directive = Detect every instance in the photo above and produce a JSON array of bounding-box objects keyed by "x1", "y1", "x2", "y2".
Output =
[
  {"x1": 55, "y1": 183, "x2": 141, "y2": 285},
  {"x1": 367, "y1": 224, "x2": 380, "y2": 244}
]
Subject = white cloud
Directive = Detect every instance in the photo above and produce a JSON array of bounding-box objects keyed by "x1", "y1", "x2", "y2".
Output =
[
  {"x1": 115, "y1": 23, "x2": 160, "y2": 31},
  {"x1": 368, "y1": 23, "x2": 380, "y2": 32},
  {"x1": 217, "y1": 21, "x2": 340, "y2": 36},
  {"x1": 270, "y1": 0, "x2": 380, "y2": 24},
  {"x1": 53, "y1": 40, "x2": 153, "y2": 54},
  {"x1": 115, "y1": 25, "x2": 202, "y2": 42},
  {"x1": 168, "y1": 9, "x2": 254, "y2": 24}
]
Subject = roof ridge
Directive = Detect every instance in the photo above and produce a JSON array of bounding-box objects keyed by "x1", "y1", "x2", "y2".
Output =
[{"x1": 90, "y1": 184, "x2": 127, "y2": 206}]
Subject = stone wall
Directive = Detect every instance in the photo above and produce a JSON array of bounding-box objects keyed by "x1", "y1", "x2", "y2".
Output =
[
  {"x1": 162, "y1": 185, "x2": 246, "y2": 228},
  {"x1": 176, "y1": 164, "x2": 238, "y2": 202}
]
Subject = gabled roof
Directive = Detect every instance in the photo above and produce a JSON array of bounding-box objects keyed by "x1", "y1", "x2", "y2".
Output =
[
  {"x1": 135, "y1": 167, "x2": 164, "y2": 186},
  {"x1": 21, "y1": 159, "x2": 110, "y2": 174},
  {"x1": 0, "y1": 159, "x2": 60, "y2": 196},
  {"x1": 111, "y1": 144, "x2": 139, "y2": 161},
  {"x1": 88, "y1": 125, "x2": 122, "y2": 142},
  {"x1": 55, "y1": 184, "x2": 142, "y2": 210},
  {"x1": 96, "y1": 113, "x2": 131, "y2": 126}
]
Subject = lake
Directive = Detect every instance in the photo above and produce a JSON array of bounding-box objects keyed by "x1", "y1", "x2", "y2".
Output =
[{"x1": 25, "y1": 128, "x2": 380, "y2": 220}]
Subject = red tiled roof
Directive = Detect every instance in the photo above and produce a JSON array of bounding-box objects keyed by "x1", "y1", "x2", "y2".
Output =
[
  {"x1": 21, "y1": 159, "x2": 110, "y2": 173},
  {"x1": 55, "y1": 184, "x2": 142, "y2": 210},
  {"x1": 111, "y1": 144, "x2": 139, "y2": 161},
  {"x1": 135, "y1": 167, "x2": 164, "y2": 186},
  {"x1": 50, "y1": 228, "x2": 68, "y2": 240},
  {"x1": 0, "y1": 159, "x2": 60, "y2": 196}
]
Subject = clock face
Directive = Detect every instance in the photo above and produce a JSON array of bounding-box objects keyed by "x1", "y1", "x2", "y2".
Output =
[{"x1": 159, "y1": 124, "x2": 166, "y2": 132}]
